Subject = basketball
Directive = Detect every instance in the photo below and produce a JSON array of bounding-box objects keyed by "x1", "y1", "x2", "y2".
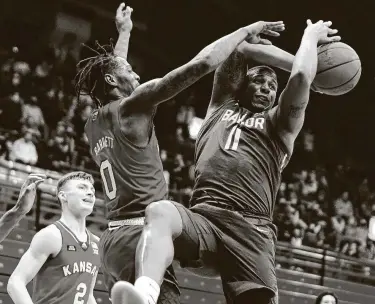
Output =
[{"x1": 313, "y1": 42, "x2": 361, "y2": 96}]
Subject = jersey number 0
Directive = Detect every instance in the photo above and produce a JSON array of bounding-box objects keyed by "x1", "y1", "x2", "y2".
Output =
[{"x1": 100, "y1": 160, "x2": 117, "y2": 200}]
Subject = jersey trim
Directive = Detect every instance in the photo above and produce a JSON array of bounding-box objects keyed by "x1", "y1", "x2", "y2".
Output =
[{"x1": 56, "y1": 221, "x2": 91, "y2": 248}]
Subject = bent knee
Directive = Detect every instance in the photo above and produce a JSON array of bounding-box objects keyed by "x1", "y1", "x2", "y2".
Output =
[{"x1": 145, "y1": 201, "x2": 182, "y2": 236}]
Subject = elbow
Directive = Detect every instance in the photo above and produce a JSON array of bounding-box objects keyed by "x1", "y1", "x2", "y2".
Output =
[
  {"x1": 194, "y1": 56, "x2": 215, "y2": 73},
  {"x1": 290, "y1": 70, "x2": 313, "y2": 88},
  {"x1": 7, "y1": 276, "x2": 17, "y2": 295}
]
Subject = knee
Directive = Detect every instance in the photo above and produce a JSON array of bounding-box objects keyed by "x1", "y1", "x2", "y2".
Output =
[{"x1": 145, "y1": 200, "x2": 182, "y2": 236}]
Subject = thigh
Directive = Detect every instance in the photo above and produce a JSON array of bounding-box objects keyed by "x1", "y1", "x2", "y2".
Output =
[
  {"x1": 202, "y1": 211, "x2": 277, "y2": 303},
  {"x1": 99, "y1": 225, "x2": 141, "y2": 284},
  {"x1": 171, "y1": 202, "x2": 219, "y2": 269},
  {"x1": 99, "y1": 225, "x2": 180, "y2": 295}
]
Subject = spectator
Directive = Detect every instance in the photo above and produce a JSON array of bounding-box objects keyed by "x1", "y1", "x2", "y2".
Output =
[
  {"x1": 315, "y1": 292, "x2": 338, "y2": 304},
  {"x1": 334, "y1": 191, "x2": 354, "y2": 219},
  {"x1": 48, "y1": 121, "x2": 75, "y2": 168},
  {"x1": 21, "y1": 94, "x2": 46, "y2": 138},
  {"x1": 8, "y1": 129, "x2": 38, "y2": 165}
]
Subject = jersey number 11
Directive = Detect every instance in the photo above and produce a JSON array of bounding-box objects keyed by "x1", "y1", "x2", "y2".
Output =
[{"x1": 225, "y1": 126, "x2": 242, "y2": 151}]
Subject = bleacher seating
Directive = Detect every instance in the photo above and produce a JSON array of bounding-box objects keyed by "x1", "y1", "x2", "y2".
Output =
[{"x1": 0, "y1": 162, "x2": 374, "y2": 304}]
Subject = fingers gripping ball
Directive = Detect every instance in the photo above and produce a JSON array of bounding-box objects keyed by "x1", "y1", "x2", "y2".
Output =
[{"x1": 313, "y1": 42, "x2": 361, "y2": 96}]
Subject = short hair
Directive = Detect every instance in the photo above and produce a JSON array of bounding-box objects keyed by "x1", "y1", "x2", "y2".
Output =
[
  {"x1": 56, "y1": 171, "x2": 94, "y2": 197},
  {"x1": 247, "y1": 65, "x2": 278, "y2": 84},
  {"x1": 75, "y1": 40, "x2": 120, "y2": 108},
  {"x1": 315, "y1": 292, "x2": 338, "y2": 304}
]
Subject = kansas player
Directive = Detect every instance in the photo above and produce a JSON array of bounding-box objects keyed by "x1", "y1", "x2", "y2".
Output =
[
  {"x1": 115, "y1": 20, "x2": 341, "y2": 304},
  {"x1": 7, "y1": 171, "x2": 100, "y2": 304},
  {"x1": 0, "y1": 173, "x2": 45, "y2": 243},
  {"x1": 78, "y1": 2, "x2": 286, "y2": 303}
]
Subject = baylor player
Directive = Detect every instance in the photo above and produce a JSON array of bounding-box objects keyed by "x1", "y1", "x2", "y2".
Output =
[{"x1": 7, "y1": 171, "x2": 100, "y2": 304}]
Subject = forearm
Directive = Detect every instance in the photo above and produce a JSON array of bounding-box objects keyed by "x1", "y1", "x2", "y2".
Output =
[
  {"x1": 194, "y1": 28, "x2": 249, "y2": 69},
  {"x1": 88, "y1": 294, "x2": 97, "y2": 304},
  {"x1": 7, "y1": 279, "x2": 33, "y2": 304},
  {"x1": 114, "y1": 31, "x2": 131, "y2": 59},
  {"x1": 238, "y1": 42, "x2": 294, "y2": 72},
  {"x1": 290, "y1": 32, "x2": 319, "y2": 83},
  {"x1": 0, "y1": 206, "x2": 26, "y2": 243}
]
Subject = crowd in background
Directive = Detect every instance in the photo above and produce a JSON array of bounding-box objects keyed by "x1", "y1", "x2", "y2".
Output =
[{"x1": 0, "y1": 38, "x2": 374, "y2": 264}]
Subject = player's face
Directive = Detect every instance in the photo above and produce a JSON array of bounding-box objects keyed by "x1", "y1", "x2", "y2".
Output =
[
  {"x1": 320, "y1": 295, "x2": 336, "y2": 304},
  {"x1": 243, "y1": 74, "x2": 277, "y2": 112},
  {"x1": 114, "y1": 57, "x2": 140, "y2": 95},
  {"x1": 62, "y1": 179, "x2": 96, "y2": 217}
]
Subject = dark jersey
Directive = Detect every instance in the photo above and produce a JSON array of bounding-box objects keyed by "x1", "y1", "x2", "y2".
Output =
[
  {"x1": 85, "y1": 100, "x2": 167, "y2": 220},
  {"x1": 32, "y1": 221, "x2": 100, "y2": 304},
  {"x1": 192, "y1": 100, "x2": 290, "y2": 219}
]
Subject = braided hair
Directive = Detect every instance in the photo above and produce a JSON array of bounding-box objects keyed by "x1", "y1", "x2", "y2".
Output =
[{"x1": 75, "y1": 40, "x2": 119, "y2": 108}]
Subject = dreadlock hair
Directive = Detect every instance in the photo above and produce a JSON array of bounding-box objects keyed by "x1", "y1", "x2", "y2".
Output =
[{"x1": 75, "y1": 39, "x2": 120, "y2": 108}]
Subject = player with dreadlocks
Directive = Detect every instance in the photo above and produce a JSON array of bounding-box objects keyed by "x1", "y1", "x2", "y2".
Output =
[{"x1": 79, "y1": 3, "x2": 285, "y2": 303}]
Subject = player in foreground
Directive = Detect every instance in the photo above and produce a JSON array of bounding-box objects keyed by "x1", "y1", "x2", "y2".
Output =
[
  {"x1": 0, "y1": 173, "x2": 45, "y2": 243},
  {"x1": 113, "y1": 20, "x2": 341, "y2": 304},
  {"x1": 7, "y1": 171, "x2": 100, "y2": 304},
  {"x1": 78, "y1": 3, "x2": 287, "y2": 304}
]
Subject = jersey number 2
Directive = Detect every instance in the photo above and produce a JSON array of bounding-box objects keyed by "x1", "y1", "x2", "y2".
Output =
[
  {"x1": 100, "y1": 160, "x2": 117, "y2": 200},
  {"x1": 225, "y1": 126, "x2": 242, "y2": 151},
  {"x1": 73, "y1": 283, "x2": 87, "y2": 304}
]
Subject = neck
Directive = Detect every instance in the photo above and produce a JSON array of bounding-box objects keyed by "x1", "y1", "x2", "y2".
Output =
[{"x1": 60, "y1": 211, "x2": 87, "y2": 238}]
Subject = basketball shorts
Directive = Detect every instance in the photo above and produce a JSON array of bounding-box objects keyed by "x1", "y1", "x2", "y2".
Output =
[
  {"x1": 172, "y1": 202, "x2": 278, "y2": 304},
  {"x1": 99, "y1": 224, "x2": 180, "y2": 304}
]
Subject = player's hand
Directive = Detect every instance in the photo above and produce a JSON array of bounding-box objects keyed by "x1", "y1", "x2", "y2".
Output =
[
  {"x1": 244, "y1": 21, "x2": 285, "y2": 45},
  {"x1": 304, "y1": 20, "x2": 341, "y2": 45},
  {"x1": 15, "y1": 174, "x2": 46, "y2": 215},
  {"x1": 116, "y1": 2, "x2": 133, "y2": 33}
]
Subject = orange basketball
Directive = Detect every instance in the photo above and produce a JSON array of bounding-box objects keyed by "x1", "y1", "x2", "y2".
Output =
[{"x1": 313, "y1": 42, "x2": 361, "y2": 96}]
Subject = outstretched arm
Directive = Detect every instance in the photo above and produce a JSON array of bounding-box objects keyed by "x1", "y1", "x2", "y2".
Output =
[
  {"x1": 122, "y1": 21, "x2": 285, "y2": 110},
  {"x1": 271, "y1": 20, "x2": 341, "y2": 152},
  {"x1": 208, "y1": 42, "x2": 294, "y2": 115},
  {"x1": 0, "y1": 174, "x2": 45, "y2": 243},
  {"x1": 114, "y1": 3, "x2": 133, "y2": 59}
]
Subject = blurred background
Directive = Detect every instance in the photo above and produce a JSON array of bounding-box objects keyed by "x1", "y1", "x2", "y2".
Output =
[{"x1": 0, "y1": 0, "x2": 375, "y2": 303}]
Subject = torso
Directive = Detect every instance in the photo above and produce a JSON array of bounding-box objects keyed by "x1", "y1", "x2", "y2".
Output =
[
  {"x1": 32, "y1": 221, "x2": 100, "y2": 304},
  {"x1": 85, "y1": 100, "x2": 167, "y2": 220},
  {"x1": 192, "y1": 100, "x2": 290, "y2": 220}
]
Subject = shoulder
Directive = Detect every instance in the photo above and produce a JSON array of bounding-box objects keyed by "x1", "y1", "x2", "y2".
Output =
[{"x1": 30, "y1": 224, "x2": 62, "y2": 256}]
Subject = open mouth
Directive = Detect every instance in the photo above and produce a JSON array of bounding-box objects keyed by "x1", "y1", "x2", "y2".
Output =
[
  {"x1": 256, "y1": 95, "x2": 269, "y2": 103},
  {"x1": 82, "y1": 198, "x2": 93, "y2": 205}
]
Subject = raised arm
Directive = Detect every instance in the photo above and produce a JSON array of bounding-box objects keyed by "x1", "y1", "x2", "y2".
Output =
[
  {"x1": 7, "y1": 226, "x2": 61, "y2": 304},
  {"x1": 114, "y1": 3, "x2": 133, "y2": 59},
  {"x1": 208, "y1": 42, "x2": 293, "y2": 115},
  {"x1": 271, "y1": 20, "x2": 340, "y2": 152},
  {"x1": 0, "y1": 174, "x2": 45, "y2": 243},
  {"x1": 122, "y1": 21, "x2": 284, "y2": 110}
]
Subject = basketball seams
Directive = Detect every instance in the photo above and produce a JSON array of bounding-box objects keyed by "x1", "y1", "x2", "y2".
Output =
[
  {"x1": 317, "y1": 59, "x2": 360, "y2": 75},
  {"x1": 314, "y1": 42, "x2": 361, "y2": 95},
  {"x1": 317, "y1": 46, "x2": 357, "y2": 56},
  {"x1": 315, "y1": 66, "x2": 361, "y2": 90}
]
